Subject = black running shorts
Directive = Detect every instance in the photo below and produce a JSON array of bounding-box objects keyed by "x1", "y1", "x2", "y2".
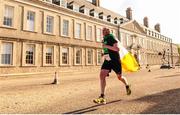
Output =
[{"x1": 101, "y1": 60, "x2": 122, "y2": 75}]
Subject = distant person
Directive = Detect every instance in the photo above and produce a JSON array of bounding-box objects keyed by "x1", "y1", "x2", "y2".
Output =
[
  {"x1": 146, "y1": 64, "x2": 151, "y2": 72},
  {"x1": 93, "y1": 28, "x2": 131, "y2": 104}
]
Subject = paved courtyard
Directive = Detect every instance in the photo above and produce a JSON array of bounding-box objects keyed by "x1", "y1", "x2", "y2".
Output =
[{"x1": 0, "y1": 67, "x2": 180, "y2": 114}]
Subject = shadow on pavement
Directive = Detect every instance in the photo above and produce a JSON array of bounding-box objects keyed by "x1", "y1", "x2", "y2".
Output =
[
  {"x1": 156, "y1": 74, "x2": 180, "y2": 79},
  {"x1": 63, "y1": 99, "x2": 122, "y2": 114},
  {"x1": 132, "y1": 88, "x2": 180, "y2": 114}
]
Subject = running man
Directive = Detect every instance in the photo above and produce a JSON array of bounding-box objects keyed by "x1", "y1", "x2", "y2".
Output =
[{"x1": 93, "y1": 28, "x2": 131, "y2": 104}]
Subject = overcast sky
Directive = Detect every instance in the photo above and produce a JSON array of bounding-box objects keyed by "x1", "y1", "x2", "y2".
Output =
[{"x1": 100, "y1": 0, "x2": 180, "y2": 44}]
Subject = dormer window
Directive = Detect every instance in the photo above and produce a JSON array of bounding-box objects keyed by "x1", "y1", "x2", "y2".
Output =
[
  {"x1": 99, "y1": 12, "x2": 103, "y2": 19},
  {"x1": 79, "y1": 6, "x2": 90, "y2": 15},
  {"x1": 67, "y1": 1, "x2": 73, "y2": 10},
  {"x1": 79, "y1": 5, "x2": 85, "y2": 13},
  {"x1": 107, "y1": 15, "x2": 111, "y2": 22},
  {"x1": 90, "y1": 9, "x2": 95, "y2": 17},
  {"x1": 120, "y1": 18, "x2": 124, "y2": 24},
  {"x1": 52, "y1": 0, "x2": 60, "y2": 5},
  {"x1": 67, "y1": 1, "x2": 79, "y2": 12},
  {"x1": 52, "y1": 0, "x2": 67, "y2": 7},
  {"x1": 114, "y1": 17, "x2": 118, "y2": 24}
]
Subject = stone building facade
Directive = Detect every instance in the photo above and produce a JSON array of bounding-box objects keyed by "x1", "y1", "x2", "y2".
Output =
[{"x1": 0, "y1": 0, "x2": 179, "y2": 76}]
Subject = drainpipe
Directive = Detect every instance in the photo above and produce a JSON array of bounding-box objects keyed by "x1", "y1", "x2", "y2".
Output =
[
  {"x1": 118, "y1": 25, "x2": 121, "y2": 41},
  {"x1": 170, "y1": 40, "x2": 173, "y2": 66}
]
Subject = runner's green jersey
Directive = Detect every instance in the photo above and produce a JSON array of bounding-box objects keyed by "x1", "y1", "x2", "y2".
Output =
[{"x1": 103, "y1": 34, "x2": 120, "y2": 61}]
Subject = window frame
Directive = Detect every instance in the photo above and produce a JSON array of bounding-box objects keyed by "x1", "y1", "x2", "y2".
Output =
[
  {"x1": 61, "y1": 17, "x2": 71, "y2": 38},
  {"x1": 43, "y1": 12, "x2": 56, "y2": 35},
  {"x1": 0, "y1": 2, "x2": 18, "y2": 29},
  {"x1": 96, "y1": 27, "x2": 102, "y2": 42},
  {"x1": 96, "y1": 49, "x2": 102, "y2": 65},
  {"x1": 0, "y1": 42, "x2": 13, "y2": 66},
  {"x1": 74, "y1": 48, "x2": 82, "y2": 65},
  {"x1": 22, "y1": 43, "x2": 38, "y2": 67},
  {"x1": 46, "y1": 15, "x2": 54, "y2": 34},
  {"x1": 86, "y1": 48, "x2": 94, "y2": 65},
  {"x1": 86, "y1": 24, "x2": 94, "y2": 41}
]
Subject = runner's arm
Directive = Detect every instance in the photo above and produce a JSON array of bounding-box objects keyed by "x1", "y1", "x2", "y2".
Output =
[{"x1": 103, "y1": 43, "x2": 119, "y2": 52}]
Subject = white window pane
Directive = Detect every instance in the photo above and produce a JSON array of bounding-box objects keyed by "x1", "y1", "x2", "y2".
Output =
[
  {"x1": 75, "y1": 23, "x2": 81, "y2": 38},
  {"x1": 76, "y1": 49, "x2": 81, "y2": 64},
  {"x1": 46, "y1": 46, "x2": 53, "y2": 64},
  {"x1": 62, "y1": 47, "x2": 69, "y2": 64},
  {"x1": 26, "y1": 44, "x2": 35, "y2": 64},
  {"x1": 63, "y1": 20, "x2": 69, "y2": 36},
  {"x1": 46, "y1": 16, "x2": 54, "y2": 33},
  {"x1": 27, "y1": 11, "x2": 35, "y2": 31},
  {"x1": 3, "y1": 5, "x2": 14, "y2": 26},
  {"x1": 62, "y1": 47, "x2": 68, "y2": 53},
  {"x1": 96, "y1": 28, "x2": 101, "y2": 42},
  {"x1": 1, "y1": 43, "x2": 12, "y2": 54},
  {"x1": 87, "y1": 26, "x2": 92, "y2": 40},
  {"x1": 1, "y1": 43, "x2": 13, "y2": 65},
  {"x1": 46, "y1": 47, "x2": 53, "y2": 53}
]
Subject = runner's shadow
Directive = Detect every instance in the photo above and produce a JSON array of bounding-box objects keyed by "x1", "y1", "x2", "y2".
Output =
[
  {"x1": 63, "y1": 99, "x2": 122, "y2": 114},
  {"x1": 131, "y1": 88, "x2": 180, "y2": 114}
]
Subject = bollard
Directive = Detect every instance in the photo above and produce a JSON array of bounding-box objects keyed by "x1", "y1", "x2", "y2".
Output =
[{"x1": 52, "y1": 72, "x2": 59, "y2": 84}]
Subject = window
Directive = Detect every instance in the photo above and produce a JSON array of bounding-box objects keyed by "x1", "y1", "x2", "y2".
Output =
[
  {"x1": 76, "y1": 49, "x2": 82, "y2": 64},
  {"x1": 97, "y1": 50, "x2": 102, "y2": 64},
  {"x1": 27, "y1": 11, "x2": 35, "y2": 31},
  {"x1": 96, "y1": 28, "x2": 102, "y2": 42},
  {"x1": 46, "y1": 46, "x2": 53, "y2": 64},
  {"x1": 25, "y1": 44, "x2": 35, "y2": 64},
  {"x1": 3, "y1": 5, "x2": 14, "y2": 27},
  {"x1": 75, "y1": 23, "x2": 81, "y2": 39},
  {"x1": 86, "y1": 26, "x2": 92, "y2": 40},
  {"x1": 87, "y1": 49, "x2": 93, "y2": 64},
  {"x1": 62, "y1": 19, "x2": 69, "y2": 36},
  {"x1": 1, "y1": 43, "x2": 12, "y2": 65},
  {"x1": 46, "y1": 16, "x2": 54, "y2": 33},
  {"x1": 62, "y1": 47, "x2": 69, "y2": 64}
]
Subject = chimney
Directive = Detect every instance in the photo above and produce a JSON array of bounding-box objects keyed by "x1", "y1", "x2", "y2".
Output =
[
  {"x1": 143, "y1": 17, "x2": 149, "y2": 27},
  {"x1": 126, "y1": 7, "x2": 132, "y2": 20},
  {"x1": 155, "y1": 23, "x2": 160, "y2": 33},
  {"x1": 92, "y1": 0, "x2": 100, "y2": 7}
]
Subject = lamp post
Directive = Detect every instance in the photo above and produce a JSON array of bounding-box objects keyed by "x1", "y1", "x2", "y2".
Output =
[{"x1": 167, "y1": 49, "x2": 170, "y2": 68}]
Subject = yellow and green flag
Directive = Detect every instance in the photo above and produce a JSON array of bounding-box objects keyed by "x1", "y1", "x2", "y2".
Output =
[{"x1": 116, "y1": 38, "x2": 139, "y2": 72}]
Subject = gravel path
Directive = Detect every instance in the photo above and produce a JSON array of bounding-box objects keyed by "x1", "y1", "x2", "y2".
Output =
[{"x1": 0, "y1": 68, "x2": 180, "y2": 114}]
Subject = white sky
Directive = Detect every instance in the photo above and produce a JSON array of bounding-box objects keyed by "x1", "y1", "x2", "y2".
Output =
[{"x1": 100, "y1": 0, "x2": 180, "y2": 44}]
